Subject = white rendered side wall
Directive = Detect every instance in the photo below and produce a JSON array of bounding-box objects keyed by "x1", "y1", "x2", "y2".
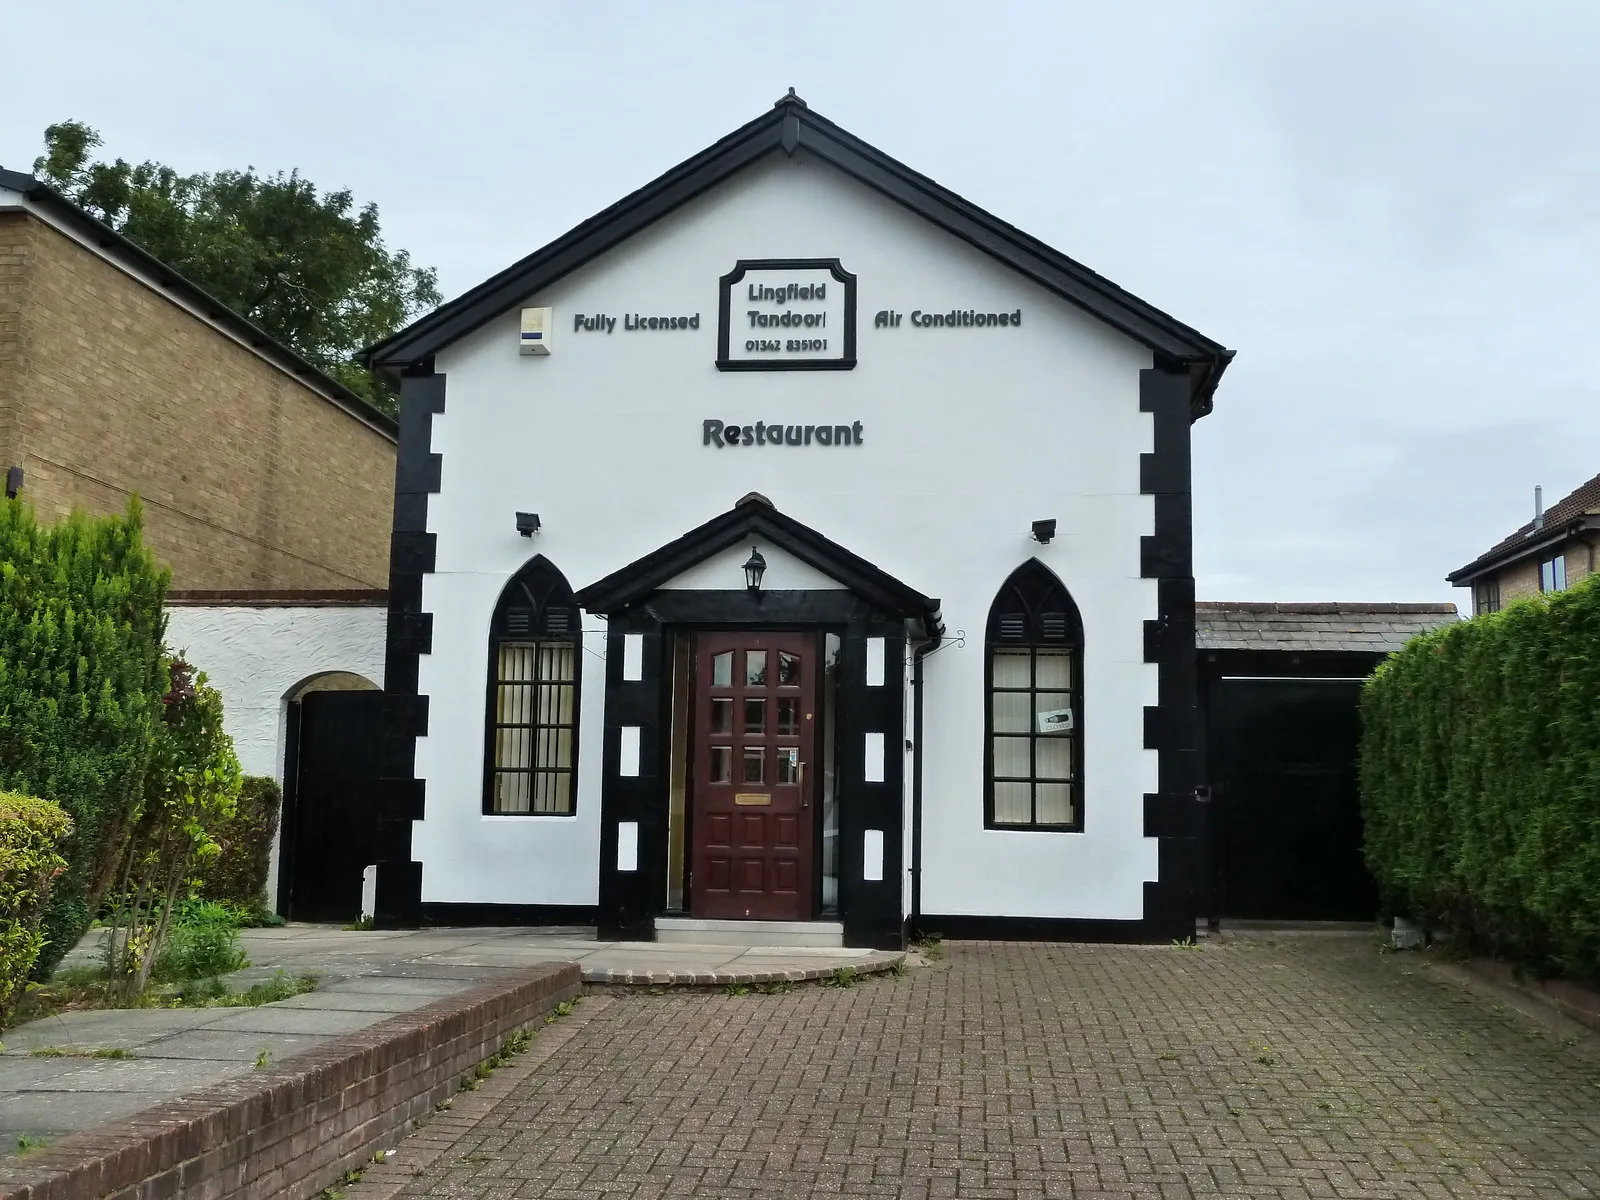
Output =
[{"x1": 165, "y1": 604, "x2": 387, "y2": 901}]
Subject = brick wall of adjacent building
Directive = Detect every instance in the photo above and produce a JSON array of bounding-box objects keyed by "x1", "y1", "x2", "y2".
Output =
[
  {"x1": 1491, "y1": 535, "x2": 1598, "y2": 607},
  {"x1": 0, "y1": 209, "x2": 395, "y2": 589}
]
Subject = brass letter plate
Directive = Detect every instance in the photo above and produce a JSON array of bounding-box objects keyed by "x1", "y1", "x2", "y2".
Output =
[{"x1": 734, "y1": 793, "x2": 771, "y2": 806}]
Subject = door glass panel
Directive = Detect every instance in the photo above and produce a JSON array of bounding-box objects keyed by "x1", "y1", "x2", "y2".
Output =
[
  {"x1": 777, "y1": 697, "x2": 800, "y2": 735},
  {"x1": 708, "y1": 746, "x2": 732, "y2": 784},
  {"x1": 777, "y1": 650, "x2": 801, "y2": 686},
  {"x1": 709, "y1": 698, "x2": 733, "y2": 734},
  {"x1": 992, "y1": 691, "x2": 1030, "y2": 734},
  {"x1": 777, "y1": 747, "x2": 799, "y2": 784},
  {"x1": 711, "y1": 651, "x2": 733, "y2": 687},
  {"x1": 743, "y1": 697, "x2": 766, "y2": 735},
  {"x1": 1035, "y1": 648, "x2": 1072, "y2": 689},
  {"x1": 742, "y1": 747, "x2": 765, "y2": 783},
  {"x1": 745, "y1": 650, "x2": 767, "y2": 686},
  {"x1": 992, "y1": 647, "x2": 1031, "y2": 688}
]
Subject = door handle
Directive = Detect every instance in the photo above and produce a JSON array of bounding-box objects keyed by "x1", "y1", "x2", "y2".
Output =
[{"x1": 798, "y1": 761, "x2": 807, "y2": 806}]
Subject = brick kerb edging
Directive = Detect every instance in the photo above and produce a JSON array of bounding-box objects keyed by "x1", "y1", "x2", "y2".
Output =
[
  {"x1": 582, "y1": 950, "x2": 905, "y2": 986},
  {"x1": 0, "y1": 962, "x2": 580, "y2": 1200}
]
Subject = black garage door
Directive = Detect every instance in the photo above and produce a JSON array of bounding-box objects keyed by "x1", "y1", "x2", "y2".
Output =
[{"x1": 1207, "y1": 678, "x2": 1378, "y2": 921}]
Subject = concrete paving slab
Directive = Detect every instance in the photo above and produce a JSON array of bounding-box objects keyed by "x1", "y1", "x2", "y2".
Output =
[
  {"x1": 131, "y1": 1030, "x2": 333, "y2": 1063},
  {"x1": 199, "y1": 1006, "x2": 389, "y2": 1036},
  {"x1": 16, "y1": 1057, "x2": 240, "y2": 1093},
  {"x1": 267, "y1": 991, "x2": 433, "y2": 1013},
  {"x1": 0, "y1": 1090, "x2": 173, "y2": 1139}
]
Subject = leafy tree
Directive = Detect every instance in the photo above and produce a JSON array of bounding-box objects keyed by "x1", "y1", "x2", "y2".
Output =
[{"x1": 32, "y1": 121, "x2": 440, "y2": 416}]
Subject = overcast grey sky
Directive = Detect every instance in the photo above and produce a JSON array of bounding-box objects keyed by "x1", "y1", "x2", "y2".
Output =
[{"x1": 4, "y1": 1, "x2": 1596, "y2": 607}]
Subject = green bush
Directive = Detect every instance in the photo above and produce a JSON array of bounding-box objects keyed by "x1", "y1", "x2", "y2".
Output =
[
  {"x1": 0, "y1": 499, "x2": 170, "y2": 978},
  {"x1": 0, "y1": 792, "x2": 74, "y2": 1022},
  {"x1": 1360, "y1": 572, "x2": 1600, "y2": 980},
  {"x1": 150, "y1": 899, "x2": 248, "y2": 982},
  {"x1": 197, "y1": 776, "x2": 282, "y2": 913}
]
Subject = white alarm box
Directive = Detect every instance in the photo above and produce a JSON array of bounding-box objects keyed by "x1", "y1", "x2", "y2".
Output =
[{"x1": 520, "y1": 307, "x2": 553, "y2": 356}]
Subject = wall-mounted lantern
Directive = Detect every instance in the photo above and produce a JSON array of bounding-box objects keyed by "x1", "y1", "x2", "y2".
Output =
[
  {"x1": 743, "y1": 545, "x2": 767, "y2": 593},
  {"x1": 515, "y1": 511, "x2": 542, "y2": 538},
  {"x1": 1031, "y1": 518, "x2": 1056, "y2": 545},
  {"x1": 4, "y1": 466, "x2": 21, "y2": 500}
]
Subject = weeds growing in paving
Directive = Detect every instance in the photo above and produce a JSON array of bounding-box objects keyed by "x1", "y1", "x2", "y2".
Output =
[
  {"x1": 14, "y1": 1135, "x2": 47, "y2": 1155},
  {"x1": 28, "y1": 1045, "x2": 135, "y2": 1059}
]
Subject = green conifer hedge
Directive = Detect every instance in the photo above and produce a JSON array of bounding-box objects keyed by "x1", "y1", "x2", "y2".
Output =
[
  {"x1": 0, "y1": 499, "x2": 170, "y2": 977},
  {"x1": 1360, "y1": 572, "x2": 1600, "y2": 979}
]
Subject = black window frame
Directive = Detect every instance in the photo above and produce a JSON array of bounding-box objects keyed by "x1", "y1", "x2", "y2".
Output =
[
  {"x1": 983, "y1": 559, "x2": 1085, "y2": 832},
  {"x1": 482, "y1": 556, "x2": 583, "y2": 816}
]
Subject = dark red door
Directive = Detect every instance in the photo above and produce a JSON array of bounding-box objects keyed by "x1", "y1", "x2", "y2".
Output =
[{"x1": 690, "y1": 632, "x2": 816, "y2": 920}]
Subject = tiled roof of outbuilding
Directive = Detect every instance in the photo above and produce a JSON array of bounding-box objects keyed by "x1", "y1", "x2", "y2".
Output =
[{"x1": 1195, "y1": 602, "x2": 1459, "y2": 654}]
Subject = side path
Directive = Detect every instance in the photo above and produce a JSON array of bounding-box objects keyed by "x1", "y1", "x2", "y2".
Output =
[{"x1": 344, "y1": 934, "x2": 1600, "y2": 1200}]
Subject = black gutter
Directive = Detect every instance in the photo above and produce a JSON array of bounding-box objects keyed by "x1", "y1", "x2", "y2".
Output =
[{"x1": 0, "y1": 167, "x2": 398, "y2": 440}]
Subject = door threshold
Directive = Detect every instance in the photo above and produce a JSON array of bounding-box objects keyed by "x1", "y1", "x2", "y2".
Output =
[{"x1": 655, "y1": 917, "x2": 844, "y2": 948}]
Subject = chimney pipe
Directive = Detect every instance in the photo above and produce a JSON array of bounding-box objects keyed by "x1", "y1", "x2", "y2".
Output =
[{"x1": 1534, "y1": 485, "x2": 1544, "y2": 531}]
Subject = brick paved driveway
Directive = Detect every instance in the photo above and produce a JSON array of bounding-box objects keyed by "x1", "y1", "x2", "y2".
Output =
[{"x1": 366, "y1": 933, "x2": 1600, "y2": 1199}]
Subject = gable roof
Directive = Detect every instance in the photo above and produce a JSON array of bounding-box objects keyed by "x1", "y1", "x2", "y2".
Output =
[
  {"x1": 573, "y1": 492, "x2": 943, "y2": 640},
  {"x1": 364, "y1": 92, "x2": 1233, "y2": 418},
  {"x1": 0, "y1": 167, "x2": 397, "y2": 440},
  {"x1": 1196, "y1": 602, "x2": 1458, "y2": 655},
  {"x1": 1447, "y1": 471, "x2": 1600, "y2": 584}
]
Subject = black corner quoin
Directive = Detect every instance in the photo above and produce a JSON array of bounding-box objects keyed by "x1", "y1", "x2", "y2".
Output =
[
  {"x1": 372, "y1": 366, "x2": 444, "y2": 929},
  {"x1": 1139, "y1": 364, "x2": 1201, "y2": 941},
  {"x1": 716, "y1": 258, "x2": 858, "y2": 372}
]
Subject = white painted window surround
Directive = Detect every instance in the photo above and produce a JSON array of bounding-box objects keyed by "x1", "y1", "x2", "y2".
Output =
[
  {"x1": 865, "y1": 637, "x2": 885, "y2": 686},
  {"x1": 622, "y1": 633, "x2": 644, "y2": 680},
  {"x1": 620, "y1": 726, "x2": 641, "y2": 776},
  {"x1": 864, "y1": 731, "x2": 885, "y2": 784},
  {"x1": 863, "y1": 830, "x2": 884, "y2": 881}
]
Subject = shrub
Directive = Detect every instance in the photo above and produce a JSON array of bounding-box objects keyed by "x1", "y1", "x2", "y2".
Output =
[
  {"x1": 0, "y1": 793, "x2": 74, "y2": 1022},
  {"x1": 1360, "y1": 573, "x2": 1600, "y2": 980},
  {"x1": 0, "y1": 499, "x2": 169, "y2": 978},
  {"x1": 101, "y1": 662, "x2": 243, "y2": 999},
  {"x1": 150, "y1": 899, "x2": 248, "y2": 982},
  {"x1": 197, "y1": 776, "x2": 282, "y2": 913}
]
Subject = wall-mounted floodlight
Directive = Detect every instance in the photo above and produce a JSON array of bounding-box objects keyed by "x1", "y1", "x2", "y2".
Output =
[
  {"x1": 515, "y1": 512, "x2": 542, "y2": 538},
  {"x1": 1031, "y1": 519, "x2": 1056, "y2": 545}
]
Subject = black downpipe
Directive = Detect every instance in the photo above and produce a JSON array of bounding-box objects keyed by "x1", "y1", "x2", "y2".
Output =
[{"x1": 909, "y1": 638, "x2": 935, "y2": 936}]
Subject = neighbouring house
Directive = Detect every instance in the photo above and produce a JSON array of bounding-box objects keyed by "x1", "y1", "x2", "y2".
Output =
[
  {"x1": 358, "y1": 92, "x2": 1234, "y2": 947},
  {"x1": 1195, "y1": 602, "x2": 1458, "y2": 923},
  {"x1": 1447, "y1": 473, "x2": 1600, "y2": 614},
  {"x1": 0, "y1": 166, "x2": 398, "y2": 911}
]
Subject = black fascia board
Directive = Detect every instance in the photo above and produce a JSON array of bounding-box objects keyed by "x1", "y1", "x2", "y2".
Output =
[
  {"x1": 1445, "y1": 515, "x2": 1600, "y2": 585},
  {"x1": 362, "y1": 98, "x2": 1232, "y2": 414},
  {"x1": 574, "y1": 496, "x2": 941, "y2": 637},
  {"x1": 0, "y1": 167, "x2": 398, "y2": 440}
]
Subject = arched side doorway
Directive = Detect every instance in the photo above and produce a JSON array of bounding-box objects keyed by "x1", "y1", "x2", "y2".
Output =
[{"x1": 277, "y1": 672, "x2": 384, "y2": 922}]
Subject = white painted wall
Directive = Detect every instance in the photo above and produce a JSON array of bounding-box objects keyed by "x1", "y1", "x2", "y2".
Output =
[
  {"x1": 418, "y1": 151, "x2": 1159, "y2": 919},
  {"x1": 166, "y1": 604, "x2": 388, "y2": 779},
  {"x1": 165, "y1": 603, "x2": 387, "y2": 902}
]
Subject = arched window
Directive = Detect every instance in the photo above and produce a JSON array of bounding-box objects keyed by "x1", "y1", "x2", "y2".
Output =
[
  {"x1": 985, "y1": 560, "x2": 1083, "y2": 830},
  {"x1": 484, "y1": 557, "x2": 581, "y2": 815}
]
